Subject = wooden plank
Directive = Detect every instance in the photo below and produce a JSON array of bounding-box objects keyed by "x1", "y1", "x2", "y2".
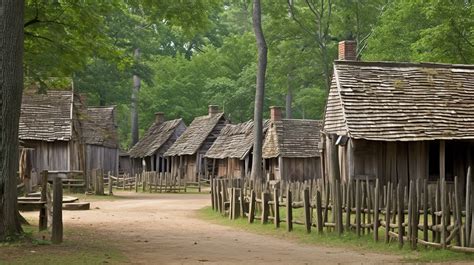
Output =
[
  {"x1": 261, "y1": 192, "x2": 270, "y2": 224},
  {"x1": 397, "y1": 183, "x2": 404, "y2": 249},
  {"x1": 385, "y1": 182, "x2": 391, "y2": 243},
  {"x1": 466, "y1": 166, "x2": 472, "y2": 247},
  {"x1": 316, "y1": 189, "x2": 323, "y2": 234},
  {"x1": 356, "y1": 179, "x2": 361, "y2": 237},
  {"x1": 39, "y1": 171, "x2": 48, "y2": 231}
]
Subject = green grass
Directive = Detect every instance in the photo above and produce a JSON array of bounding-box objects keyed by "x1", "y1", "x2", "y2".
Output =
[
  {"x1": 197, "y1": 206, "x2": 474, "y2": 263},
  {"x1": 0, "y1": 225, "x2": 127, "y2": 265}
]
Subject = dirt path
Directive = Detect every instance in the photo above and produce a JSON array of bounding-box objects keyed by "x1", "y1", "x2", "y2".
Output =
[{"x1": 26, "y1": 192, "x2": 402, "y2": 264}]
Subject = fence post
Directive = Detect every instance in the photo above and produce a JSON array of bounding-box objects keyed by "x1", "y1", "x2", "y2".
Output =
[
  {"x1": 374, "y1": 178, "x2": 379, "y2": 242},
  {"x1": 465, "y1": 167, "x2": 472, "y2": 247},
  {"x1": 261, "y1": 192, "x2": 270, "y2": 224},
  {"x1": 286, "y1": 189, "x2": 293, "y2": 232},
  {"x1": 385, "y1": 182, "x2": 391, "y2": 244},
  {"x1": 345, "y1": 180, "x2": 352, "y2": 232},
  {"x1": 39, "y1": 170, "x2": 48, "y2": 231},
  {"x1": 316, "y1": 189, "x2": 323, "y2": 234},
  {"x1": 51, "y1": 176, "x2": 63, "y2": 244},
  {"x1": 274, "y1": 188, "x2": 280, "y2": 228},
  {"x1": 397, "y1": 183, "x2": 404, "y2": 249},
  {"x1": 355, "y1": 179, "x2": 361, "y2": 237},
  {"x1": 441, "y1": 177, "x2": 447, "y2": 248},
  {"x1": 303, "y1": 188, "x2": 311, "y2": 233},
  {"x1": 336, "y1": 180, "x2": 343, "y2": 235},
  {"x1": 108, "y1": 172, "x2": 113, "y2": 196},
  {"x1": 248, "y1": 190, "x2": 256, "y2": 223}
]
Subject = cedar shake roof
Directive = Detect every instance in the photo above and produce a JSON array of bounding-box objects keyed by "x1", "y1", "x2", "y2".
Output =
[
  {"x1": 262, "y1": 119, "x2": 322, "y2": 158},
  {"x1": 324, "y1": 60, "x2": 474, "y2": 141},
  {"x1": 165, "y1": 113, "x2": 226, "y2": 156},
  {"x1": 205, "y1": 120, "x2": 270, "y2": 160},
  {"x1": 83, "y1": 106, "x2": 119, "y2": 149},
  {"x1": 20, "y1": 90, "x2": 76, "y2": 142},
  {"x1": 129, "y1": 119, "x2": 185, "y2": 158}
]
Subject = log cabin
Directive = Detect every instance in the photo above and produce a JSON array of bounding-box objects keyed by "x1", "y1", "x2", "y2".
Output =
[
  {"x1": 19, "y1": 89, "x2": 86, "y2": 186},
  {"x1": 82, "y1": 106, "x2": 120, "y2": 176},
  {"x1": 164, "y1": 105, "x2": 228, "y2": 182},
  {"x1": 262, "y1": 106, "x2": 323, "y2": 182},
  {"x1": 323, "y1": 40, "x2": 474, "y2": 189},
  {"x1": 128, "y1": 112, "x2": 186, "y2": 175},
  {"x1": 205, "y1": 120, "x2": 270, "y2": 179}
]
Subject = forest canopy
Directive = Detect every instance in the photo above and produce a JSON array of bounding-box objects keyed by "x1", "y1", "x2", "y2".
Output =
[{"x1": 23, "y1": 0, "x2": 474, "y2": 149}]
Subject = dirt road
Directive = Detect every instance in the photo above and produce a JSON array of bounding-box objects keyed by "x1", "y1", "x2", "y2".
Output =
[{"x1": 25, "y1": 192, "x2": 401, "y2": 264}]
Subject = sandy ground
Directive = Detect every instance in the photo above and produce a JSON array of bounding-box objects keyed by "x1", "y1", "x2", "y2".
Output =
[{"x1": 23, "y1": 191, "x2": 402, "y2": 265}]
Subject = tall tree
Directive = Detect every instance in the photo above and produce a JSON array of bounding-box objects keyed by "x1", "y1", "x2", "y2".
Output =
[
  {"x1": 0, "y1": 0, "x2": 24, "y2": 241},
  {"x1": 250, "y1": 0, "x2": 267, "y2": 181},
  {"x1": 131, "y1": 48, "x2": 141, "y2": 146}
]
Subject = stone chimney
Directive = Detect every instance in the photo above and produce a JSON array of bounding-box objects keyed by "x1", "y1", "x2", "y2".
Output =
[
  {"x1": 155, "y1": 112, "x2": 165, "y2": 124},
  {"x1": 338, "y1": 40, "x2": 357, "y2": 61},
  {"x1": 208, "y1": 105, "x2": 220, "y2": 116},
  {"x1": 270, "y1": 106, "x2": 282, "y2": 121}
]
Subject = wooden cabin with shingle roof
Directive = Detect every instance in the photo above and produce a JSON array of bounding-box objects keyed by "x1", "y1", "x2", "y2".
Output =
[
  {"x1": 205, "y1": 120, "x2": 270, "y2": 179},
  {"x1": 82, "y1": 106, "x2": 120, "y2": 176},
  {"x1": 19, "y1": 89, "x2": 86, "y2": 186},
  {"x1": 262, "y1": 106, "x2": 323, "y2": 182},
  {"x1": 323, "y1": 42, "x2": 474, "y2": 187},
  {"x1": 165, "y1": 105, "x2": 228, "y2": 183},
  {"x1": 128, "y1": 112, "x2": 186, "y2": 175}
]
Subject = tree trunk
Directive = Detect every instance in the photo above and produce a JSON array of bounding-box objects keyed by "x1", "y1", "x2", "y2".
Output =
[
  {"x1": 130, "y1": 48, "x2": 141, "y2": 146},
  {"x1": 250, "y1": 0, "x2": 267, "y2": 182},
  {"x1": 0, "y1": 0, "x2": 24, "y2": 241}
]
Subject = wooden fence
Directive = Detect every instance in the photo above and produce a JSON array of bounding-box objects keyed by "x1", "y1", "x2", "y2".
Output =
[
  {"x1": 103, "y1": 170, "x2": 206, "y2": 194},
  {"x1": 211, "y1": 169, "x2": 474, "y2": 253}
]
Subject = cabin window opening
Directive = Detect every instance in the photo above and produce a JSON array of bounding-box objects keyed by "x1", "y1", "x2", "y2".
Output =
[{"x1": 428, "y1": 140, "x2": 454, "y2": 181}]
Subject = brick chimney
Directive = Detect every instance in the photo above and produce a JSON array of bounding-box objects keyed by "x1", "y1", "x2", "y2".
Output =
[
  {"x1": 270, "y1": 106, "x2": 282, "y2": 121},
  {"x1": 208, "y1": 105, "x2": 220, "y2": 116},
  {"x1": 338, "y1": 40, "x2": 357, "y2": 61},
  {"x1": 155, "y1": 112, "x2": 165, "y2": 124}
]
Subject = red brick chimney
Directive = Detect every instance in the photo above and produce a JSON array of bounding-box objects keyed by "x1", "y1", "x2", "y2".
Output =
[
  {"x1": 208, "y1": 105, "x2": 220, "y2": 116},
  {"x1": 338, "y1": 40, "x2": 357, "y2": 61},
  {"x1": 270, "y1": 106, "x2": 282, "y2": 121},
  {"x1": 155, "y1": 112, "x2": 165, "y2": 124}
]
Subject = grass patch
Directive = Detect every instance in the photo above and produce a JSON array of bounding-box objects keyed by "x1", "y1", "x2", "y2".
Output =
[
  {"x1": 0, "y1": 224, "x2": 127, "y2": 265},
  {"x1": 197, "y1": 206, "x2": 473, "y2": 263}
]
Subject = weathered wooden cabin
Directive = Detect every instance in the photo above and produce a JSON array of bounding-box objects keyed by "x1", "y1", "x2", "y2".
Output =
[
  {"x1": 119, "y1": 150, "x2": 131, "y2": 174},
  {"x1": 82, "y1": 106, "x2": 120, "y2": 176},
  {"x1": 164, "y1": 105, "x2": 228, "y2": 182},
  {"x1": 205, "y1": 120, "x2": 270, "y2": 179},
  {"x1": 323, "y1": 41, "x2": 474, "y2": 187},
  {"x1": 128, "y1": 112, "x2": 186, "y2": 175},
  {"x1": 19, "y1": 89, "x2": 86, "y2": 185},
  {"x1": 262, "y1": 106, "x2": 323, "y2": 182}
]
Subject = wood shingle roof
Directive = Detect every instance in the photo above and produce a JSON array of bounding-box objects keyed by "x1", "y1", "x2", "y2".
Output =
[
  {"x1": 205, "y1": 120, "x2": 270, "y2": 160},
  {"x1": 129, "y1": 119, "x2": 185, "y2": 158},
  {"x1": 19, "y1": 90, "x2": 76, "y2": 142},
  {"x1": 82, "y1": 106, "x2": 119, "y2": 149},
  {"x1": 263, "y1": 119, "x2": 322, "y2": 158},
  {"x1": 324, "y1": 60, "x2": 474, "y2": 141},
  {"x1": 165, "y1": 113, "x2": 226, "y2": 156}
]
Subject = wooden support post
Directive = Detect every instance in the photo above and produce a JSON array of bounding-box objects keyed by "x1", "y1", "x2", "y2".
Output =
[
  {"x1": 407, "y1": 180, "x2": 413, "y2": 247},
  {"x1": 303, "y1": 188, "x2": 311, "y2": 233},
  {"x1": 286, "y1": 189, "x2": 293, "y2": 232},
  {"x1": 355, "y1": 179, "x2": 361, "y2": 237},
  {"x1": 233, "y1": 188, "x2": 241, "y2": 219},
  {"x1": 239, "y1": 188, "x2": 245, "y2": 218},
  {"x1": 135, "y1": 173, "x2": 138, "y2": 193},
  {"x1": 374, "y1": 178, "x2": 380, "y2": 242},
  {"x1": 248, "y1": 190, "x2": 256, "y2": 223},
  {"x1": 261, "y1": 192, "x2": 270, "y2": 224},
  {"x1": 274, "y1": 188, "x2": 280, "y2": 228},
  {"x1": 210, "y1": 179, "x2": 215, "y2": 210},
  {"x1": 39, "y1": 171, "x2": 48, "y2": 231},
  {"x1": 51, "y1": 177, "x2": 63, "y2": 244},
  {"x1": 385, "y1": 182, "x2": 392, "y2": 244},
  {"x1": 316, "y1": 189, "x2": 323, "y2": 233},
  {"x1": 229, "y1": 188, "x2": 234, "y2": 220}
]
